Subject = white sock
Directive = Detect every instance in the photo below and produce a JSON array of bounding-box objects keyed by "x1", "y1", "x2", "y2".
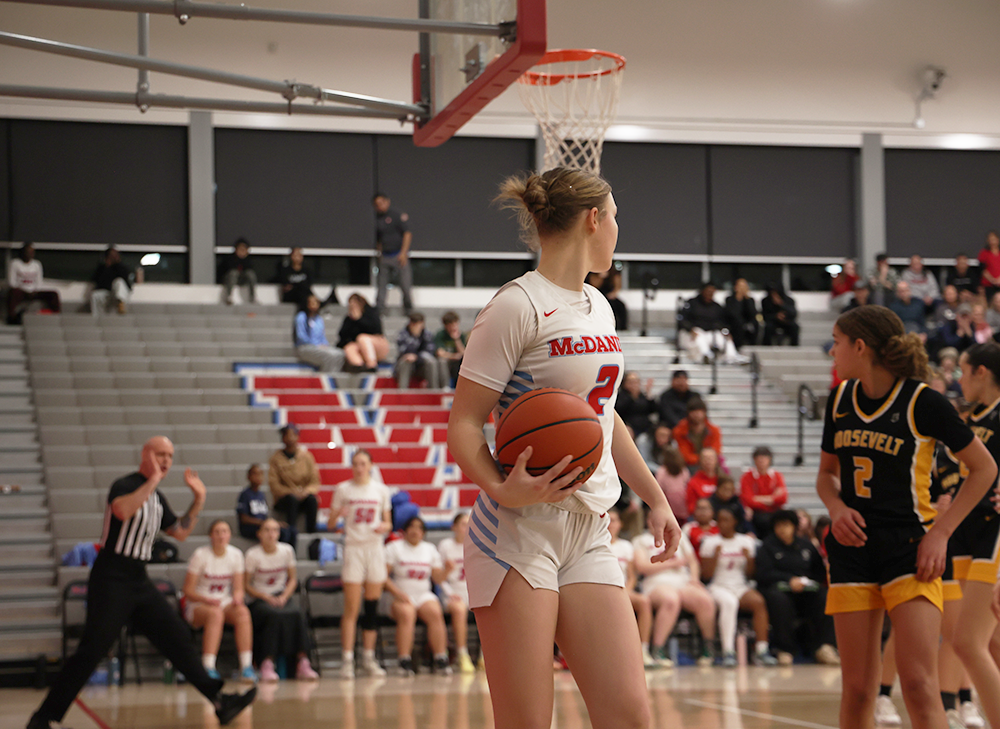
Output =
[
  {"x1": 434, "y1": 652, "x2": 449, "y2": 662},
  {"x1": 362, "y1": 649, "x2": 376, "y2": 660},
  {"x1": 239, "y1": 651, "x2": 253, "y2": 670},
  {"x1": 458, "y1": 646, "x2": 469, "y2": 657},
  {"x1": 755, "y1": 641, "x2": 770, "y2": 655},
  {"x1": 203, "y1": 654, "x2": 217, "y2": 671},
  {"x1": 343, "y1": 650, "x2": 354, "y2": 662},
  {"x1": 399, "y1": 654, "x2": 411, "y2": 661},
  {"x1": 641, "y1": 643, "x2": 650, "y2": 653}
]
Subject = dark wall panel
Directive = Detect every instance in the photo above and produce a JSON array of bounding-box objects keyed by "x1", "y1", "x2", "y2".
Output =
[
  {"x1": 710, "y1": 145, "x2": 857, "y2": 258},
  {"x1": 601, "y1": 142, "x2": 709, "y2": 255},
  {"x1": 215, "y1": 129, "x2": 373, "y2": 251},
  {"x1": 0, "y1": 120, "x2": 9, "y2": 241},
  {"x1": 886, "y1": 149, "x2": 1000, "y2": 258},
  {"x1": 375, "y1": 136, "x2": 532, "y2": 253},
  {"x1": 9, "y1": 120, "x2": 187, "y2": 247}
]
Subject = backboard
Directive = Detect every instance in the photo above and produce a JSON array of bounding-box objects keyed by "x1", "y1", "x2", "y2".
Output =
[{"x1": 412, "y1": 0, "x2": 546, "y2": 147}]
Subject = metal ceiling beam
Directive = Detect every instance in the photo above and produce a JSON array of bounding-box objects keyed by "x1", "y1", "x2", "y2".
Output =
[
  {"x1": 0, "y1": 30, "x2": 426, "y2": 116},
  {"x1": 0, "y1": 0, "x2": 507, "y2": 36}
]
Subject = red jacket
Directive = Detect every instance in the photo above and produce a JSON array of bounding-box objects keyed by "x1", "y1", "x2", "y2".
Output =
[
  {"x1": 686, "y1": 471, "x2": 719, "y2": 516},
  {"x1": 740, "y1": 468, "x2": 788, "y2": 513},
  {"x1": 682, "y1": 520, "x2": 719, "y2": 555},
  {"x1": 673, "y1": 419, "x2": 723, "y2": 467}
]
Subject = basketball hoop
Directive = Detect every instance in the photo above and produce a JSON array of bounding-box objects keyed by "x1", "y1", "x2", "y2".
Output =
[{"x1": 517, "y1": 49, "x2": 626, "y2": 173}]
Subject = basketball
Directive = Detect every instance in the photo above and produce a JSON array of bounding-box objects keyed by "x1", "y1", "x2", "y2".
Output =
[{"x1": 494, "y1": 387, "x2": 603, "y2": 485}]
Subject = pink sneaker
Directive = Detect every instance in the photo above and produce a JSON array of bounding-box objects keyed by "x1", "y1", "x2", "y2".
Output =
[
  {"x1": 259, "y1": 658, "x2": 279, "y2": 683},
  {"x1": 296, "y1": 657, "x2": 319, "y2": 681}
]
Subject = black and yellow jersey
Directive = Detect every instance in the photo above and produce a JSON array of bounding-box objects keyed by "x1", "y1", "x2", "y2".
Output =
[
  {"x1": 965, "y1": 394, "x2": 1000, "y2": 511},
  {"x1": 822, "y1": 378, "x2": 974, "y2": 529},
  {"x1": 930, "y1": 442, "x2": 963, "y2": 503}
]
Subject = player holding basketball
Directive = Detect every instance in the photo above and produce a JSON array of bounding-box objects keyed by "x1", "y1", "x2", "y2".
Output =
[
  {"x1": 818, "y1": 306, "x2": 996, "y2": 729},
  {"x1": 329, "y1": 449, "x2": 392, "y2": 679},
  {"x1": 448, "y1": 167, "x2": 681, "y2": 729}
]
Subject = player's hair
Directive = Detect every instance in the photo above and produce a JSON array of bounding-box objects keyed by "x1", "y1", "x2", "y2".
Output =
[
  {"x1": 352, "y1": 448, "x2": 372, "y2": 464},
  {"x1": 442, "y1": 311, "x2": 459, "y2": 326},
  {"x1": 835, "y1": 305, "x2": 928, "y2": 381},
  {"x1": 962, "y1": 341, "x2": 1000, "y2": 386},
  {"x1": 496, "y1": 167, "x2": 612, "y2": 251},
  {"x1": 452, "y1": 512, "x2": 468, "y2": 527},
  {"x1": 208, "y1": 518, "x2": 230, "y2": 534},
  {"x1": 403, "y1": 515, "x2": 425, "y2": 532}
]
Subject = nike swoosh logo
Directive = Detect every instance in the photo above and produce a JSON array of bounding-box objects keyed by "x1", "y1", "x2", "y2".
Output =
[
  {"x1": 833, "y1": 411, "x2": 847, "y2": 420},
  {"x1": 544, "y1": 309, "x2": 557, "y2": 317}
]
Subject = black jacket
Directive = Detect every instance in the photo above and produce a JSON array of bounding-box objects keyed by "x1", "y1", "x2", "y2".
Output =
[
  {"x1": 337, "y1": 307, "x2": 383, "y2": 348},
  {"x1": 679, "y1": 295, "x2": 727, "y2": 332},
  {"x1": 615, "y1": 390, "x2": 656, "y2": 436},
  {"x1": 657, "y1": 388, "x2": 700, "y2": 429},
  {"x1": 755, "y1": 534, "x2": 826, "y2": 588}
]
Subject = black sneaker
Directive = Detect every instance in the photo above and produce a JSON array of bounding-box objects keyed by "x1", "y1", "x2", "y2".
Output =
[
  {"x1": 215, "y1": 687, "x2": 257, "y2": 725},
  {"x1": 26, "y1": 713, "x2": 52, "y2": 729},
  {"x1": 399, "y1": 657, "x2": 415, "y2": 676},
  {"x1": 433, "y1": 657, "x2": 453, "y2": 675}
]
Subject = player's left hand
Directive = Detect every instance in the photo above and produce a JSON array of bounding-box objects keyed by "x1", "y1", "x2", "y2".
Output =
[
  {"x1": 916, "y1": 527, "x2": 949, "y2": 582},
  {"x1": 648, "y1": 504, "x2": 682, "y2": 563},
  {"x1": 183, "y1": 468, "x2": 206, "y2": 501}
]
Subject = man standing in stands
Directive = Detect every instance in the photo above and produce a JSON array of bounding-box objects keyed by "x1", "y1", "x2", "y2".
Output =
[
  {"x1": 90, "y1": 247, "x2": 132, "y2": 316},
  {"x1": 26, "y1": 437, "x2": 255, "y2": 729},
  {"x1": 268, "y1": 424, "x2": 320, "y2": 534},
  {"x1": 373, "y1": 192, "x2": 414, "y2": 315},
  {"x1": 275, "y1": 247, "x2": 315, "y2": 309},
  {"x1": 220, "y1": 238, "x2": 257, "y2": 305}
]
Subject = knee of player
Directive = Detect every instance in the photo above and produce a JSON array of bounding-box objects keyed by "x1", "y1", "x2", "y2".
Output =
[
  {"x1": 896, "y1": 669, "x2": 939, "y2": 702},
  {"x1": 394, "y1": 602, "x2": 416, "y2": 621}
]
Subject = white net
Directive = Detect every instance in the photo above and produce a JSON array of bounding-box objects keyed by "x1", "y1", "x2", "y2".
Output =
[{"x1": 517, "y1": 50, "x2": 625, "y2": 174}]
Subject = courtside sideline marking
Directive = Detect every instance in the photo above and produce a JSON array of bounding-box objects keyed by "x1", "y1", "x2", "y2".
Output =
[
  {"x1": 683, "y1": 698, "x2": 838, "y2": 729},
  {"x1": 74, "y1": 698, "x2": 112, "y2": 729}
]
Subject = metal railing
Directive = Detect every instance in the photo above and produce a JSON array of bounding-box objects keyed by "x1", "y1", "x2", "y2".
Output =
[
  {"x1": 794, "y1": 383, "x2": 819, "y2": 466},
  {"x1": 748, "y1": 352, "x2": 760, "y2": 428}
]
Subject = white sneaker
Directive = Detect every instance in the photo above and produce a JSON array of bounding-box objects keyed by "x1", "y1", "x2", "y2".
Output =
[
  {"x1": 339, "y1": 661, "x2": 355, "y2": 680},
  {"x1": 874, "y1": 695, "x2": 902, "y2": 726},
  {"x1": 946, "y1": 708, "x2": 966, "y2": 729},
  {"x1": 360, "y1": 656, "x2": 387, "y2": 677},
  {"x1": 641, "y1": 646, "x2": 657, "y2": 669},
  {"x1": 961, "y1": 701, "x2": 985, "y2": 728}
]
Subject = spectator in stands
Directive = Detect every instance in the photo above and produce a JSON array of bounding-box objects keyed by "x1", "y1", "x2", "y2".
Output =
[
  {"x1": 244, "y1": 518, "x2": 318, "y2": 681},
  {"x1": 607, "y1": 508, "x2": 655, "y2": 667},
  {"x1": 338, "y1": 293, "x2": 388, "y2": 372},
  {"x1": 936, "y1": 303, "x2": 975, "y2": 352},
  {"x1": 330, "y1": 449, "x2": 392, "y2": 679},
  {"x1": 761, "y1": 283, "x2": 799, "y2": 346},
  {"x1": 394, "y1": 312, "x2": 443, "y2": 389},
  {"x1": 709, "y1": 475, "x2": 749, "y2": 533},
  {"x1": 267, "y1": 425, "x2": 320, "y2": 535},
  {"x1": 90, "y1": 247, "x2": 132, "y2": 316},
  {"x1": 841, "y1": 280, "x2": 870, "y2": 312},
  {"x1": 678, "y1": 282, "x2": 748, "y2": 364},
  {"x1": 978, "y1": 231, "x2": 1000, "y2": 301},
  {"x1": 616, "y1": 371, "x2": 657, "y2": 438},
  {"x1": 220, "y1": 238, "x2": 257, "y2": 305},
  {"x1": 755, "y1": 510, "x2": 839, "y2": 666},
  {"x1": 182, "y1": 519, "x2": 257, "y2": 682},
  {"x1": 6, "y1": 242, "x2": 60, "y2": 324},
  {"x1": 682, "y1": 498, "x2": 720, "y2": 554},
  {"x1": 867, "y1": 253, "x2": 899, "y2": 306},
  {"x1": 700, "y1": 506, "x2": 778, "y2": 667},
  {"x1": 385, "y1": 516, "x2": 452, "y2": 675},
  {"x1": 294, "y1": 295, "x2": 345, "y2": 373},
  {"x1": 986, "y1": 292, "x2": 1000, "y2": 331},
  {"x1": 643, "y1": 422, "x2": 676, "y2": 472},
  {"x1": 946, "y1": 253, "x2": 978, "y2": 301},
  {"x1": 236, "y1": 464, "x2": 296, "y2": 547},
  {"x1": 972, "y1": 302, "x2": 994, "y2": 343},
  {"x1": 657, "y1": 370, "x2": 701, "y2": 430},
  {"x1": 888, "y1": 281, "x2": 927, "y2": 336},
  {"x1": 373, "y1": 193, "x2": 413, "y2": 315},
  {"x1": 437, "y1": 513, "x2": 477, "y2": 673},
  {"x1": 655, "y1": 442, "x2": 690, "y2": 521},
  {"x1": 434, "y1": 311, "x2": 467, "y2": 387},
  {"x1": 589, "y1": 266, "x2": 629, "y2": 331},
  {"x1": 276, "y1": 247, "x2": 315, "y2": 309},
  {"x1": 632, "y1": 512, "x2": 716, "y2": 667},
  {"x1": 740, "y1": 446, "x2": 788, "y2": 536},
  {"x1": 937, "y1": 347, "x2": 962, "y2": 390},
  {"x1": 829, "y1": 258, "x2": 859, "y2": 311},
  {"x1": 686, "y1": 447, "x2": 723, "y2": 516},
  {"x1": 725, "y1": 277, "x2": 759, "y2": 350},
  {"x1": 673, "y1": 397, "x2": 723, "y2": 468},
  {"x1": 795, "y1": 509, "x2": 818, "y2": 550},
  {"x1": 901, "y1": 254, "x2": 941, "y2": 313},
  {"x1": 933, "y1": 284, "x2": 962, "y2": 331}
]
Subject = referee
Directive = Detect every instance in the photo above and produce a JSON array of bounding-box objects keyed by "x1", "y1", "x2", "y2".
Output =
[{"x1": 27, "y1": 437, "x2": 255, "y2": 729}]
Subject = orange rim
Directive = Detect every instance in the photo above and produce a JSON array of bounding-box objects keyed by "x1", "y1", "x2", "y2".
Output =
[{"x1": 520, "y1": 49, "x2": 626, "y2": 86}]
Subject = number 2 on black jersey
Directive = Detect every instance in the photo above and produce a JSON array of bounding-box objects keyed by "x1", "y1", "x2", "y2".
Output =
[{"x1": 852, "y1": 456, "x2": 873, "y2": 498}]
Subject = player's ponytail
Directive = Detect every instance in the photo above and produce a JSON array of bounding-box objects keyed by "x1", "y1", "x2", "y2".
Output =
[
  {"x1": 962, "y1": 341, "x2": 1000, "y2": 386},
  {"x1": 496, "y1": 167, "x2": 612, "y2": 250},
  {"x1": 836, "y1": 305, "x2": 928, "y2": 381}
]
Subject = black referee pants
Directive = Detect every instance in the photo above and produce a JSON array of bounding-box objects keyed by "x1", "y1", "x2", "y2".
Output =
[{"x1": 37, "y1": 558, "x2": 224, "y2": 722}]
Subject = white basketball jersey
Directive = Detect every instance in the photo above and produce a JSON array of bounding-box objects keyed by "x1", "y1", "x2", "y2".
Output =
[{"x1": 461, "y1": 270, "x2": 625, "y2": 514}]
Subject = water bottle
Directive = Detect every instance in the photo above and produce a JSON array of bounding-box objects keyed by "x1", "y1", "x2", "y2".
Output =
[
  {"x1": 163, "y1": 661, "x2": 175, "y2": 685},
  {"x1": 109, "y1": 657, "x2": 121, "y2": 686},
  {"x1": 667, "y1": 637, "x2": 679, "y2": 665},
  {"x1": 735, "y1": 631, "x2": 748, "y2": 667}
]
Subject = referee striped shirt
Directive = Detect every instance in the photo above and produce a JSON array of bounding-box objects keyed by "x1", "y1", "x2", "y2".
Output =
[{"x1": 99, "y1": 472, "x2": 177, "y2": 562}]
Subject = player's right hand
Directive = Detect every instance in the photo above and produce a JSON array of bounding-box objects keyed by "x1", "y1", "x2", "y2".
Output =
[
  {"x1": 495, "y1": 446, "x2": 583, "y2": 509},
  {"x1": 830, "y1": 503, "x2": 867, "y2": 547}
]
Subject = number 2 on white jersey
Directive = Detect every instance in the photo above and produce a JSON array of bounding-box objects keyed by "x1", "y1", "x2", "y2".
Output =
[{"x1": 588, "y1": 365, "x2": 621, "y2": 415}]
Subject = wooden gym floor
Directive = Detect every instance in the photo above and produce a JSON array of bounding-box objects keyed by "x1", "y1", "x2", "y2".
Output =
[{"x1": 0, "y1": 664, "x2": 910, "y2": 729}]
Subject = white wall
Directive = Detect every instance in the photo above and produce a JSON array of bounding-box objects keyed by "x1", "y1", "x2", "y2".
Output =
[{"x1": 2, "y1": 0, "x2": 1000, "y2": 149}]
